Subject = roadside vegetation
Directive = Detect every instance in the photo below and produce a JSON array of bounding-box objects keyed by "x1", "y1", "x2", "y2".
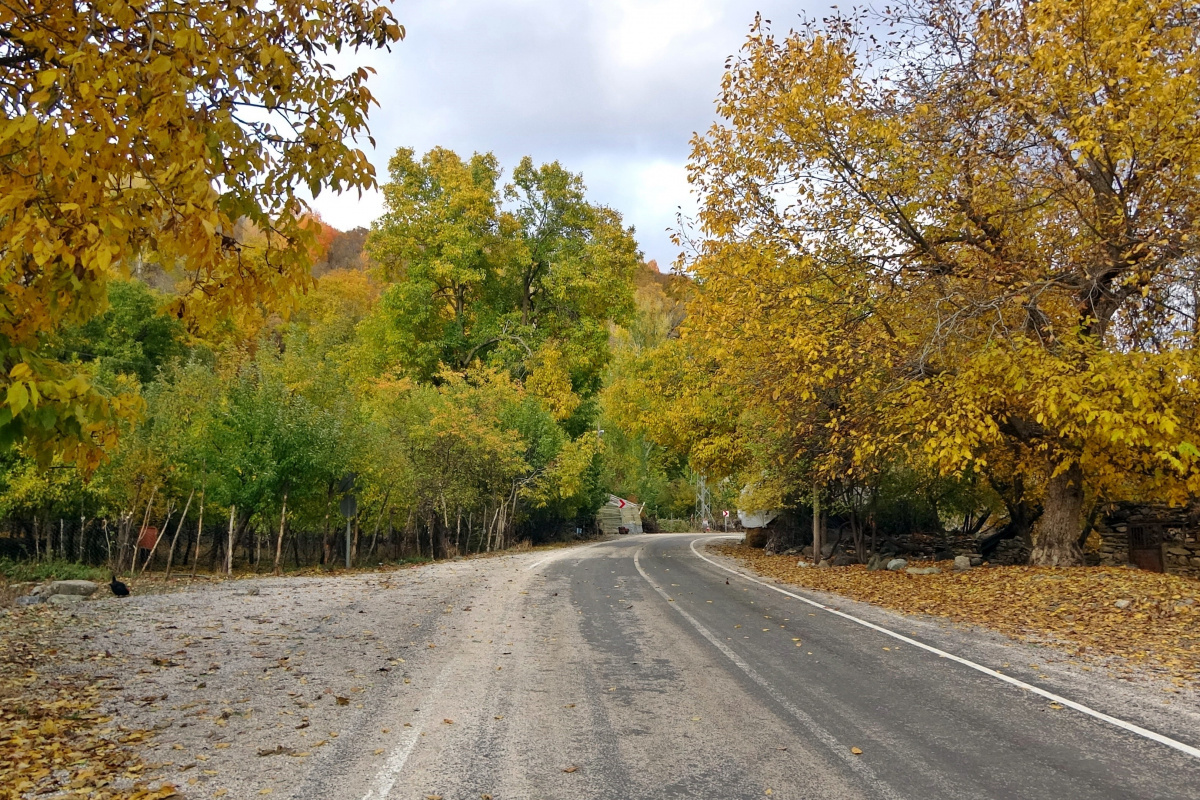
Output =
[{"x1": 0, "y1": 8, "x2": 704, "y2": 576}]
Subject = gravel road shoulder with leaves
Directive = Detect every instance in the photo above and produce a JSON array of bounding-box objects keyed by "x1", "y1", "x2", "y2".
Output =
[{"x1": 10, "y1": 556, "x2": 527, "y2": 799}]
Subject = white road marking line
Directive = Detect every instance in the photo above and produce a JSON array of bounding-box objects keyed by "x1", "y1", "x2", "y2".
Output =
[
  {"x1": 687, "y1": 535, "x2": 1200, "y2": 761},
  {"x1": 633, "y1": 547, "x2": 906, "y2": 800},
  {"x1": 524, "y1": 537, "x2": 619, "y2": 571},
  {"x1": 359, "y1": 660, "x2": 456, "y2": 800}
]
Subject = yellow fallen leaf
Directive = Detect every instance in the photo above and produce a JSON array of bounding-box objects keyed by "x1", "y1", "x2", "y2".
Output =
[{"x1": 851, "y1": 747, "x2": 863, "y2": 755}]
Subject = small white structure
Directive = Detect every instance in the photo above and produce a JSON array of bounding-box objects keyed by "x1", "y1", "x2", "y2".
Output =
[
  {"x1": 597, "y1": 495, "x2": 643, "y2": 535},
  {"x1": 737, "y1": 483, "x2": 778, "y2": 530},
  {"x1": 737, "y1": 508, "x2": 778, "y2": 529}
]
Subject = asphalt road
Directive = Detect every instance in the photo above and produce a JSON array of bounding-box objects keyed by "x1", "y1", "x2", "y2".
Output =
[{"x1": 282, "y1": 533, "x2": 1200, "y2": 800}]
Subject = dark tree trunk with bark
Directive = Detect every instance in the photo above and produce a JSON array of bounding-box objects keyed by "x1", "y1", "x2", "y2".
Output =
[{"x1": 1030, "y1": 463, "x2": 1085, "y2": 566}]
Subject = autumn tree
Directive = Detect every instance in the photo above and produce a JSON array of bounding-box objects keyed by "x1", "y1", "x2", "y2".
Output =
[
  {"x1": 367, "y1": 147, "x2": 641, "y2": 418},
  {"x1": 685, "y1": 0, "x2": 1200, "y2": 565},
  {"x1": 366, "y1": 147, "x2": 505, "y2": 377},
  {"x1": 0, "y1": 0, "x2": 403, "y2": 468}
]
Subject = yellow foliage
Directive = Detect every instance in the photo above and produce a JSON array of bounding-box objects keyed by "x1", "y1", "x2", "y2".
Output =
[
  {"x1": 527, "y1": 344, "x2": 581, "y2": 422},
  {"x1": 672, "y1": 0, "x2": 1200, "y2": 561},
  {"x1": 0, "y1": 0, "x2": 402, "y2": 467}
]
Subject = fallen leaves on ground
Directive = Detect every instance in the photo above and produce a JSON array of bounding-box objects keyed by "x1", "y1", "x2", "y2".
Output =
[
  {"x1": 715, "y1": 544, "x2": 1200, "y2": 683},
  {"x1": 0, "y1": 606, "x2": 178, "y2": 799}
]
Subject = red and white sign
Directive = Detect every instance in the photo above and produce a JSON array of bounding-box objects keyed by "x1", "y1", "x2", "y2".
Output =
[
  {"x1": 608, "y1": 495, "x2": 630, "y2": 509},
  {"x1": 722, "y1": 510, "x2": 730, "y2": 518}
]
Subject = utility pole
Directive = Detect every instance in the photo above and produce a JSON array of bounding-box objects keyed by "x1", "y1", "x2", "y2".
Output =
[{"x1": 695, "y1": 475, "x2": 712, "y2": 531}]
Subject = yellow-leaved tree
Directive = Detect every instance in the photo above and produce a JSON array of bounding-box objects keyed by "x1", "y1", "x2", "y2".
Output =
[
  {"x1": 1, "y1": 0, "x2": 403, "y2": 468},
  {"x1": 686, "y1": 0, "x2": 1200, "y2": 565}
]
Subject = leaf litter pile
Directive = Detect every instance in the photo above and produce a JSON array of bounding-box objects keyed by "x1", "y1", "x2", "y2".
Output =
[
  {"x1": 0, "y1": 606, "x2": 178, "y2": 800},
  {"x1": 716, "y1": 543, "x2": 1200, "y2": 684}
]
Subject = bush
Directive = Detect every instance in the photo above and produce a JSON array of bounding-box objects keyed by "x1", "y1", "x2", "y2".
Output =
[
  {"x1": 0, "y1": 558, "x2": 108, "y2": 584},
  {"x1": 654, "y1": 519, "x2": 692, "y2": 533}
]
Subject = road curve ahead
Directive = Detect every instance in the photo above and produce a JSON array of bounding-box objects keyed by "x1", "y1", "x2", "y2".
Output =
[{"x1": 334, "y1": 534, "x2": 1200, "y2": 800}]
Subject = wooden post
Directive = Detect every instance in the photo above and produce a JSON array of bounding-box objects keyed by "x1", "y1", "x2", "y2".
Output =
[
  {"x1": 190, "y1": 489, "x2": 205, "y2": 579},
  {"x1": 273, "y1": 492, "x2": 288, "y2": 576},
  {"x1": 226, "y1": 505, "x2": 235, "y2": 576},
  {"x1": 812, "y1": 481, "x2": 823, "y2": 564},
  {"x1": 164, "y1": 489, "x2": 195, "y2": 579}
]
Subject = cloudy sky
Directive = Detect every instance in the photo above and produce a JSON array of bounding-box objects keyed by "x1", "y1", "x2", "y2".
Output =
[{"x1": 309, "y1": 0, "x2": 821, "y2": 269}]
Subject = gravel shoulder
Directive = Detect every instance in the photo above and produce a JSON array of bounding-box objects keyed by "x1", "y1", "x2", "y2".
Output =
[{"x1": 44, "y1": 554, "x2": 550, "y2": 799}]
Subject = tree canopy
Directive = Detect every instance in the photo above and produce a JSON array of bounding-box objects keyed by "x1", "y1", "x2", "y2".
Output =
[
  {"x1": 639, "y1": 0, "x2": 1200, "y2": 565},
  {"x1": 1, "y1": 0, "x2": 403, "y2": 468}
]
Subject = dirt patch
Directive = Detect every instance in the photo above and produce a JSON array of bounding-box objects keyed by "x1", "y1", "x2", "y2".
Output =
[{"x1": 715, "y1": 543, "x2": 1200, "y2": 685}]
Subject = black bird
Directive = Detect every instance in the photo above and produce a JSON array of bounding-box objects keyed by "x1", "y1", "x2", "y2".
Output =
[{"x1": 109, "y1": 575, "x2": 130, "y2": 597}]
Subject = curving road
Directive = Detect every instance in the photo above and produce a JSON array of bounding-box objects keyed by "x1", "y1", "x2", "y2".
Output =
[{"x1": 281, "y1": 533, "x2": 1200, "y2": 800}]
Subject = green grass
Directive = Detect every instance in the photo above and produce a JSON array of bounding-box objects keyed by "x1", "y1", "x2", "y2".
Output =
[{"x1": 0, "y1": 558, "x2": 108, "y2": 584}]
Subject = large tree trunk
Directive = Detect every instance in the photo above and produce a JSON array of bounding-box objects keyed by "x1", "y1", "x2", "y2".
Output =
[{"x1": 1030, "y1": 463, "x2": 1085, "y2": 567}]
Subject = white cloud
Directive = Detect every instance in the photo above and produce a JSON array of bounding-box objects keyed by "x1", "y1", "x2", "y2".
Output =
[{"x1": 308, "y1": 0, "x2": 822, "y2": 266}]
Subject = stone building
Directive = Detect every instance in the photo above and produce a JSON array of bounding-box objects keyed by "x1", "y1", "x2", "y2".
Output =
[{"x1": 1091, "y1": 504, "x2": 1200, "y2": 579}]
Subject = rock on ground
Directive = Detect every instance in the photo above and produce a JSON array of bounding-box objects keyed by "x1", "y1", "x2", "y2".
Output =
[{"x1": 47, "y1": 580, "x2": 100, "y2": 597}]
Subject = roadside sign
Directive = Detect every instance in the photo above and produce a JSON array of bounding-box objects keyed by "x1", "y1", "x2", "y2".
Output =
[{"x1": 339, "y1": 494, "x2": 357, "y2": 518}]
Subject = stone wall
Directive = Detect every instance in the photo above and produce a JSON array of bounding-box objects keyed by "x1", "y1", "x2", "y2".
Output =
[{"x1": 1092, "y1": 503, "x2": 1200, "y2": 579}]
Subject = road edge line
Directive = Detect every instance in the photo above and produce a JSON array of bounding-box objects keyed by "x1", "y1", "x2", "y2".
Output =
[
  {"x1": 688, "y1": 536, "x2": 1200, "y2": 762},
  {"x1": 358, "y1": 654, "x2": 457, "y2": 800},
  {"x1": 524, "y1": 537, "x2": 616, "y2": 571},
  {"x1": 633, "y1": 546, "x2": 905, "y2": 799}
]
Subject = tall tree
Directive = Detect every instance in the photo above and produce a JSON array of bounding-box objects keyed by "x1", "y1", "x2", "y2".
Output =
[
  {"x1": 366, "y1": 147, "x2": 505, "y2": 376},
  {"x1": 685, "y1": 0, "x2": 1200, "y2": 564}
]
